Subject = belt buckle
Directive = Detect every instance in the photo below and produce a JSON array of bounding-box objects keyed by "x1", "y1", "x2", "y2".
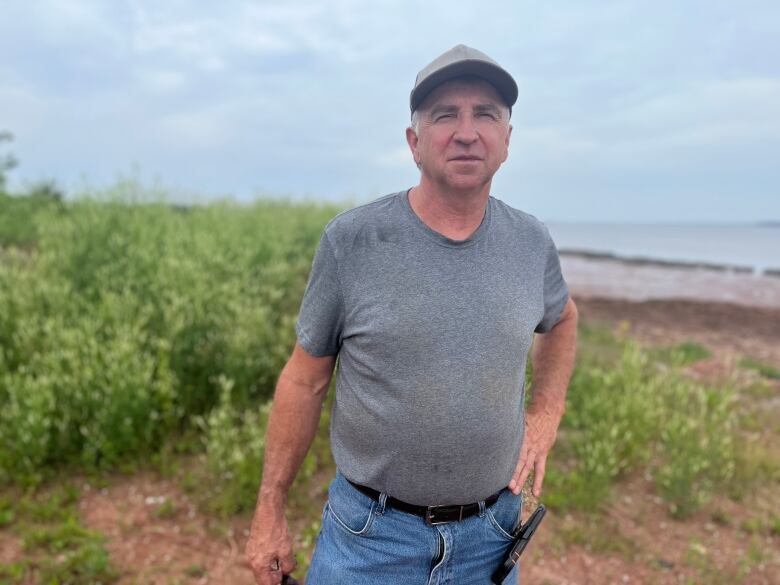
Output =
[
  {"x1": 425, "y1": 505, "x2": 464, "y2": 526},
  {"x1": 425, "y1": 506, "x2": 448, "y2": 526}
]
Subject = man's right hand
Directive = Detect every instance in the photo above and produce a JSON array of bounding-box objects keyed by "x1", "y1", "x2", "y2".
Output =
[{"x1": 245, "y1": 504, "x2": 297, "y2": 585}]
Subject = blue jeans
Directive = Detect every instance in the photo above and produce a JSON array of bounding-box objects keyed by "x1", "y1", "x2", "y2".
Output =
[{"x1": 305, "y1": 469, "x2": 522, "y2": 584}]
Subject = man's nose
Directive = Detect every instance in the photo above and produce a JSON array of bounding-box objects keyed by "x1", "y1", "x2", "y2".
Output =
[{"x1": 452, "y1": 116, "x2": 479, "y2": 143}]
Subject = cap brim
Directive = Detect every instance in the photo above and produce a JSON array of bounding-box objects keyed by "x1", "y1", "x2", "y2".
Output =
[{"x1": 410, "y1": 59, "x2": 518, "y2": 112}]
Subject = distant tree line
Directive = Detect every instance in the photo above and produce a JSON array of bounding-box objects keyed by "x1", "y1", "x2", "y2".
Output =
[
  {"x1": 0, "y1": 130, "x2": 65, "y2": 248},
  {"x1": 0, "y1": 130, "x2": 18, "y2": 192}
]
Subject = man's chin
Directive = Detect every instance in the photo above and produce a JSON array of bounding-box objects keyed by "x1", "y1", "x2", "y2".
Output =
[{"x1": 441, "y1": 174, "x2": 489, "y2": 192}]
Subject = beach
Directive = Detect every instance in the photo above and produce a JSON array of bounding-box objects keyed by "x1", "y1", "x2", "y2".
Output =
[
  {"x1": 562, "y1": 254, "x2": 780, "y2": 368},
  {"x1": 561, "y1": 254, "x2": 780, "y2": 310}
]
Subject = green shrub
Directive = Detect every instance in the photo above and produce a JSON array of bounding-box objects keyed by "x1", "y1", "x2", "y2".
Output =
[
  {"x1": 739, "y1": 357, "x2": 780, "y2": 380},
  {"x1": 648, "y1": 341, "x2": 712, "y2": 366},
  {"x1": 0, "y1": 183, "x2": 64, "y2": 248},
  {"x1": 196, "y1": 376, "x2": 272, "y2": 516},
  {"x1": 195, "y1": 374, "x2": 336, "y2": 517},
  {"x1": 544, "y1": 333, "x2": 738, "y2": 518},
  {"x1": 0, "y1": 183, "x2": 344, "y2": 484},
  {"x1": 654, "y1": 381, "x2": 736, "y2": 518}
]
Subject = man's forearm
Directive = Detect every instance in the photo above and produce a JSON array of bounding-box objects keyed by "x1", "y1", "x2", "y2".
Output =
[
  {"x1": 256, "y1": 372, "x2": 329, "y2": 509},
  {"x1": 529, "y1": 307, "x2": 578, "y2": 418}
]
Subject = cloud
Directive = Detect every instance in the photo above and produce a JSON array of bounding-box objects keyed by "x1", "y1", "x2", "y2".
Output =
[
  {"x1": 510, "y1": 76, "x2": 780, "y2": 179},
  {"x1": 1, "y1": 0, "x2": 778, "y2": 221},
  {"x1": 374, "y1": 146, "x2": 412, "y2": 168}
]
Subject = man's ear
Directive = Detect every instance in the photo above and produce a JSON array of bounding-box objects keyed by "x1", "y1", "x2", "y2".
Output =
[
  {"x1": 502, "y1": 124, "x2": 513, "y2": 162},
  {"x1": 406, "y1": 126, "x2": 421, "y2": 165}
]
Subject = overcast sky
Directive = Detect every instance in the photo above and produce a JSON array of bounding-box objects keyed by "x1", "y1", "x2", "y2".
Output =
[{"x1": 1, "y1": 0, "x2": 778, "y2": 222}]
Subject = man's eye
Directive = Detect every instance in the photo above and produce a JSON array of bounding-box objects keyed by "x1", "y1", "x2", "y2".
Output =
[{"x1": 435, "y1": 114, "x2": 454, "y2": 121}]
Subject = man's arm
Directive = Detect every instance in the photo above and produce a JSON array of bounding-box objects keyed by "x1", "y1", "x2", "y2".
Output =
[
  {"x1": 508, "y1": 297, "x2": 578, "y2": 497},
  {"x1": 245, "y1": 341, "x2": 336, "y2": 585}
]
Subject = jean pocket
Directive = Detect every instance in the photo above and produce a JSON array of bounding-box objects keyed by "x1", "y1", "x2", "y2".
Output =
[
  {"x1": 325, "y1": 474, "x2": 377, "y2": 536},
  {"x1": 486, "y1": 490, "x2": 522, "y2": 541}
]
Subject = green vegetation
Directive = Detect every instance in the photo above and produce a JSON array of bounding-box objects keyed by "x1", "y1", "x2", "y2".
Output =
[
  {"x1": 0, "y1": 484, "x2": 118, "y2": 584},
  {"x1": 0, "y1": 183, "x2": 65, "y2": 248},
  {"x1": 152, "y1": 497, "x2": 180, "y2": 520},
  {"x1": 192, "y1": 372, "x2": 336, "y2": 517},
  {"x1": 739, "y1": 356, "x2": 780, "y2": 380},
  {"x1": 1, "y1": 184, "x2": 776, "y2": 581},
  {"x1": 0, "y1": 184, "x2": 344, "y2": 487},
  {"x1": 0, "y1": 130, "x2": 17, "y2": 192},
  {"x1": 553, "y1": 515, "x2": 637, "y2": 557},
  {"x1": 184, "y1": 563, "x2": 206, "y2": 578},
  {"x1": 647, "y1": 341, "x2": 711, "y2": 366},
  {"x1": 543, "y1": 325, "x2": 738, "y2": 518}
]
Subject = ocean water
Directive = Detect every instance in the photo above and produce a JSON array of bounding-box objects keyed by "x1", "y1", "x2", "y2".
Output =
[{"x1": 545, "y1": 222, "x2": 780, "y2": 275}]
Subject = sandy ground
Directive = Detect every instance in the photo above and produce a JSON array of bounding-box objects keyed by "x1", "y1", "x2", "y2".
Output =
[
  {"x1": 561, "y1": 255, "x2": 780, "y2": 310},
  {"x1": 572, "y1": 296, "x2": 780, "y2": 368}
]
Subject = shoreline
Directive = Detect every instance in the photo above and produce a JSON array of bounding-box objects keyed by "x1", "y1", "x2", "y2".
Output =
[
  {"x1": 561, "y1": 255, "x2": 780, "y2": 310},
  {"x1": 560, "y1": 249, "x2": 780, "y2": 276}
]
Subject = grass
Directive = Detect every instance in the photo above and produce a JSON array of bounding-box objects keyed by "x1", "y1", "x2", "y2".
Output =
[
  {"x1": 554, "y1": 515, "x2": 638, "y2": 558},
  {"x1": 770, "y1": 515, "x2": 780, "y2": 537},
  {"x1": 152, "y1": 498, "x2": 180, "y2": 519},
  {"x1": 647, "y1": 341, "x2": 712, "y2": 366},
  {"x1": 184, "y1": 563, "x2": 207, "y2": 578},
  {"x1": 679, "y1": 536, "x2": 769, "y2": 585},
  {"x1": 542, "y1": 324, "x2": 738, "y2": 519},
  {"x1": 0, "y1": 484, "x2": 118, "y2": 584},
  {"x1": 739, "y1": 357, "x2": 780, "y2": 380}
]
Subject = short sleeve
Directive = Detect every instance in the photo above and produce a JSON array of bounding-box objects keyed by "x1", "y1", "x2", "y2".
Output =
[
  {"x1": 534, "y1": 227, "x2": 569, "y2": 333},
  {"x1": 295, "y1": 230, "x2": 345, "y2": 356}
]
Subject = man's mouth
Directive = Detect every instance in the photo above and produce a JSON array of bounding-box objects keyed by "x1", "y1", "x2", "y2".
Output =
[{"x1": 450, "y1": 156, "x2": 482, "y2": 161}]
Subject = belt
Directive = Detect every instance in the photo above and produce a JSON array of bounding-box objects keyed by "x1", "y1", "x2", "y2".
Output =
[{"x1": 346, "y1": 478, "x2": 502, "y2": 526}]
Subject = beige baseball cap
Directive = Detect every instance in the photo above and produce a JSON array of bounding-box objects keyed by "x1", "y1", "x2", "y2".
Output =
[{"x1": 409, "y1": 44, "x2": 518, "y2": 113}]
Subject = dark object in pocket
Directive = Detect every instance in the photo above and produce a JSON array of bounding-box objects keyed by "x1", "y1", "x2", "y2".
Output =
[{"x1": 491, "y1": 504, "x2": 546, "y2": 585}]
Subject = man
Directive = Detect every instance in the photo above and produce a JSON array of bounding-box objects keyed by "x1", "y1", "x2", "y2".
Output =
[{"x1": 246, "y1": 44, "x2": 578, "y2": 585}]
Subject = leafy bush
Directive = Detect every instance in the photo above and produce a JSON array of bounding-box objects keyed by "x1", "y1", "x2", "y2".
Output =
[
  {"x1": 0, "y1": 182, "x2": 64, "y2": 248},
  {"x1": 654, "y1": 379, "x2": 736, "y2": 517},
  {"x1": 0, "y1": 183, "x2": 344, "y2": 484},
  {"x1": 544, "y1": 328, "x2": 738, "y2": 518},
  {"x1": 196, "y1": 376, "x2": 272, "y2": 516},
  {"x1": 196, "y1": 374, "x2": 335, "y2": 516}
]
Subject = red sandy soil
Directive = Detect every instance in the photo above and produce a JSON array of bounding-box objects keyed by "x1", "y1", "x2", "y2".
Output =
[
  {"x1": 574, "y1": 297, "x2": 780, "y2": 369},
  {"x1": 77, "y1": 477, "x2": 252, "y2": 584},
  {"x1": 3, "y1": 296, "x2": 779, "y2": 584}
]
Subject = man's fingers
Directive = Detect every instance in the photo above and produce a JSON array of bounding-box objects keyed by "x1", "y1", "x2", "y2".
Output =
[
  {"x1": 510, "y1": 449, "x2": 536, "y2": 494},
  {"x1": 246, "y1": 553, "x2": 288, "y2": 585},
  {"x1": 508, "y1": 456, "x2": 526, "y2": 492},
  {"x1": 532, "y1": 454, "x2": 547, "y2": 497},
  {"x1": 280, "y1": 555, "x2": 297, "y2": 577},
  {"x1": 249, "y1": 564, "x2": 271, "y2": 585},
  {"x1": 516, "y1": 450, "x2": 536, "y2": 491},
  {"x1": 509, "y1": 440, "x2": 531, "y2": 489}
]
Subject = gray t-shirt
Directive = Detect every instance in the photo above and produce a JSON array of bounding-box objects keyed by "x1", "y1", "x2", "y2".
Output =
[{"x1": 295, "y1": 189, "x2": 569, "y2": 505}]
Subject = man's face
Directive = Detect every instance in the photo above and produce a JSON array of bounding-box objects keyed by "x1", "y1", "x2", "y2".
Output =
[{"x1": 406, "y1": 78, "x2": 512, "y2": 194}]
